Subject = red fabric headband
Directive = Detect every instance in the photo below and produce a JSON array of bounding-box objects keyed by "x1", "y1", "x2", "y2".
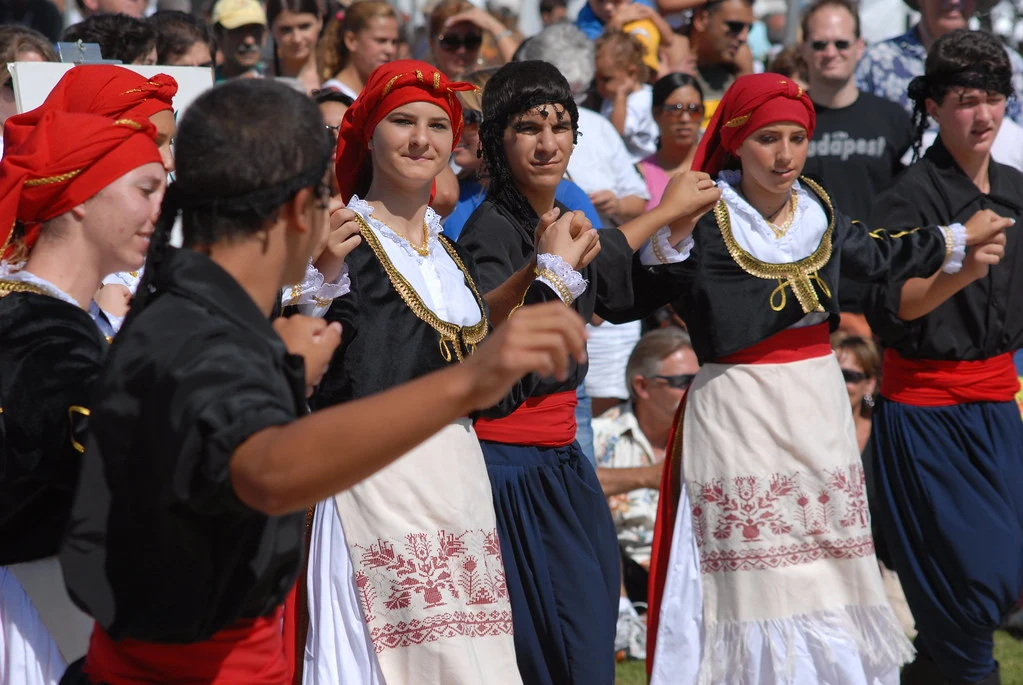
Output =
[
  {"x1": 335, "y1": 59, "x2": 477, "y2": 203},
  {"x1": 692, "y1": 73, "x2": 816, "y2": 177},
  {"x1": 0, "y1": 111, "x2": 162, "y2": 260},
  {"x1": 3, "y1": 65, "x2": 177, "y2": 154}
]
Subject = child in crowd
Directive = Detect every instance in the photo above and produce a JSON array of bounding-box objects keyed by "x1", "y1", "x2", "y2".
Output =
[{"x1": 595, "y1": 31, "x2": 659, "y2": 164}]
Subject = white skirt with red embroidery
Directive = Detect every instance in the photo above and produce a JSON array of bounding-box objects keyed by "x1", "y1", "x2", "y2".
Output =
[{"x1": 651, "y1": 353, "x2": 913, "y2": 685}]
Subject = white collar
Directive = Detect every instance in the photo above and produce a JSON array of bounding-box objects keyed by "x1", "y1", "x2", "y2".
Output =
[
  {"x1": 348, "y1": 196, "x2": 443, "y2": 262},
  {"x1": 1, "y1": 265, "x2": 82, "y2": 308}
]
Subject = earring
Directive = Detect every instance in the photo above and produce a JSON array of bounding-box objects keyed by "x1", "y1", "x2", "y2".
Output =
[{"x1": 863, "y1": 393, "x2": 875, "y2": 409}]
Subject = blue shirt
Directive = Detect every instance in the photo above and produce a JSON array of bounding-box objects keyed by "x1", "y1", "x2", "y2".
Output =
[
  {"x1": 442, "y1": 179, "x2": 602, "y2": 241},
  {"x1": 575, "y1": 0, "x2": 655, "y2": 40},
  {"x1": 855, "y1": 25, "x2": 1023, "y2": 128}
]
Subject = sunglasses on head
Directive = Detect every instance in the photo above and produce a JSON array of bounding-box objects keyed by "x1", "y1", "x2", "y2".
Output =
[
  {"x1": 723, "y1": 20, "x2": 751, "y2": 36},
  {"x1": 437, "y1": 32, "x2": 483, "y2": 52},
  {"x1": 810, "y1": 39, "x2": 852, "y2": 51},
  {"x1": 659, "y1": 102, "x2": 704, "y2": 117},
  {"x1": 463, "y1": 109, "x2": 482, "y2": 126},
  {"x1": 841, "y1": 369, "x2": 868, "y2": 384},
  {"x1": 650, "y1": 373, "x2": 696, "y2": 390}
]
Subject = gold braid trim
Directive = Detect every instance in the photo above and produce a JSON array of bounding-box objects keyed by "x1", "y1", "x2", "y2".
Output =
[
  {"x1": 0, "y1": 279, "x2": 45, "y2": 298},
  {"x1": 382, "y1": 74, "x2": 402, "y2": 95},
  {"x1": 24, "y1": 168, "x2": 84, "y2": 187},
  {"x1": 715, "y1": 175, "x2": 834, "y2": 314},
  {"x1": 68, "y1": 405, "x2": 91, "y2": 454},
  {"x1": 724, "y1": 113, "x2": 751, "y2": 128},
  {"x1": 433, "y1": 71, "x2": 441, "y2": 90},
  {"x1": 113, "y1": 118, "x2": 143, "y2": 130},
  {"x1": 355, "y1": 212, "x2": 489, "y2": 362}
]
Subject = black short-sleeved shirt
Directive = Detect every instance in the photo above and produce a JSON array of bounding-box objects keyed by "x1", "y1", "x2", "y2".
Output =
[
  {"x1": 0, "y1": 289, "x2": 105, "y2": 565},
  {"x1": 61, "y1": 248, "x2": 308, "y2": 643},
  {"x1": 803, "y1": 93, "x2": 914, "y2": 313}
]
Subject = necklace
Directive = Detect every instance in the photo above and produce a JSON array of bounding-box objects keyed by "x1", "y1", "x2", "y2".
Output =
[
  {"x1": 767, "y1": 191, "x2": 798, "y2": 239},
  {"x1": 409, "y1": 221, "x2": 431, "y2": 257}
]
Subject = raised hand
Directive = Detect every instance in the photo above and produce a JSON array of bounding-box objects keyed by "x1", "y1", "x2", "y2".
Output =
[
  {"x1": 963, "y1": 209, "x2": 1014, "y2": 246},
  {"x1": 658, "y1": 170, "x2": 721, "y2": 224},
  {"x1": 314, "y1": 202, "x2": 363, "y2": 283},
  {"x1": 461, "y1": 301, "x2": 587, "y2": 410},
  {"x1": 273, "y1": 315, "x2": 343, "y2": 396}
]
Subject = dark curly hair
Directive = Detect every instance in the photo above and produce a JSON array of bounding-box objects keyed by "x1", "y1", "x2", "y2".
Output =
[
  {"x1": 480, "y1": 60, "x2": 579, "y2": 228},
  {"x1": 62, "y1": 13, "x2": 156, "y2": 65},
  {"x1": 908, "y1": 29, "x2": 1013, "y2": 161}
]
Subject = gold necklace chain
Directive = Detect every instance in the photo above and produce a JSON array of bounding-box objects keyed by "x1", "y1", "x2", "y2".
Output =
[
  {"x1": 409, "y1": 221, "x2": 430, "y2": 257},
  {"x1": 768, "y1": 191, "x2": 799, "y2": 239}
]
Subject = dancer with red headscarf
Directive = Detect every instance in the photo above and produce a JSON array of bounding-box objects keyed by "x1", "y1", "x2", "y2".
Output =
[
  {"x1": 644, "y1": 73, "x2": 1012, "y2": 684},
  {"x1": 305, "y1": 59, "x2": 597, "y2": 685},
  {"x1": 0, "y1": 110, "x2": 164, "y2": 685},
  {"x1": 1, "y1": 65, "x2": 179, "y2": 330}
]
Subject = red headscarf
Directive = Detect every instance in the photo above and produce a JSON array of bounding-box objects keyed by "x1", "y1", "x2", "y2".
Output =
[
  {"x1": 692, "y1": 73, "x2": 815, "y2": 177},
  {"x1": 3, "y1": 65, "x2": 177, "y2": 152},
  {"x1": 334, "y1": 59, "x2": 476, "y2": 203},
  {"x1": 0, "y1": 111, "x2": 162, "y2": 261}
]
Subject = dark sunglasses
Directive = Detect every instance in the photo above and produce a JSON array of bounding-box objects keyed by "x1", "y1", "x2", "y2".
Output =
[
  {"x1": 810, "y1": 39, "x2": 852, "y2": 51},
  {"x1": 437, "y1": 32, "x2": 483, "y2": 52},
  {"x1": 659, "y1": 102, "x2": 704, "y2": 118},
  {"x1": 463, "y1": 109, "x2": 482, "y2": 126},
  {"x1": 724, "y1": 20, "x2": 751, "y2": 36},
  {"x1": 650, "y1": 373, "x2": 696, "y2": 389},
  {"x1": 841, "y1": 369, "x2": 868, "y2": 384}
]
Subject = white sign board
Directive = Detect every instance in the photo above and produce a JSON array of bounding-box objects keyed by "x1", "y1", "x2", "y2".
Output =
[{"x1": 7, "y1": 62, "x2": 214, "y2": 119}]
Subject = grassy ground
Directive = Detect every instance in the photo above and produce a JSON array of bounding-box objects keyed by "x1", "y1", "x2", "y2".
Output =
[{"x1": 614, "y1": 632, "x2": 1023, "y2": 684}]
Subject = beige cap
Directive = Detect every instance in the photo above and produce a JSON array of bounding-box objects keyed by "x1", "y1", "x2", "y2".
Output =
[{"x1": 211, "y1": 0, "x2": 267, "y2": 29}]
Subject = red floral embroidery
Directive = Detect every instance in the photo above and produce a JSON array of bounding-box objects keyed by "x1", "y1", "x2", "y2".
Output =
[
  {"x1": 692, "y1": 464, "x2": 874, "y2": 572},
  {"x1": 353, "y1": 528, "x2": 512, "y2": 652},
  {"x1": 370, "y1": 610, "x2": 515, "y2": 652}
]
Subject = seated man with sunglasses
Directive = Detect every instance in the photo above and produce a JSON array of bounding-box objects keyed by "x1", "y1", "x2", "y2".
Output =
[
  {"x1": 592, "y1": 327, "x2": 699, "y2": 657},
  {"x1": 687, "y1": 0, "x2": 754, "y2": 126},
  {"x1": 798, "y1": 0, "x2": 912, "y2": 332}
]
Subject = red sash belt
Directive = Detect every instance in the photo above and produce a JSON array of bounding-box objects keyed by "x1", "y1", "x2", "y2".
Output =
[
  {"x1": 717, "y1": 323, "x2": 832, "y2": 365},
  {"x1": 473, "y1": 390, "x2": 578, "y2": 447},
  {"x1": 84, "y1": 607, "x2": 288, "y2": 685},
  {"x1": 881, "y1": 349, "x2": 1020, "y2": 407}
]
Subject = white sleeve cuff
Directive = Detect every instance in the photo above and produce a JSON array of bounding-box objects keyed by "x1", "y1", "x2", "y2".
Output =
[
  {"x1": 639, "y1": 226, "x2": 694, "y2": 265},
  {"x1": 536, "y1": 253, "x2": 587, "y2": 303},
  {"x1": 941, "y1": 222, "x2": 967, "y2": 274},
  {"x1": 284, "y1": 260, "x2": 351, "y2": 317},
  {"x1": 102, "y1": 268, "x2": 144, "y2": 294}
]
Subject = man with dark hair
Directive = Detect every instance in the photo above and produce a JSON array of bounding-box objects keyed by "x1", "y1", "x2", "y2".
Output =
[
  {"x1": 688, "y1": 0, "x2": 755, "y2": 123},
  {"x1": 58, "y1": 77, "x2": 587, "y2": 685},
  {"x1": 539, "y1": 0, "x2": 566, "y2": 26},
  {"x1": 798, "y1": 0, "x2": 913, "y2": 326},
  {"x1": 210, "y1": 0, "x2": 267, "y2": 81},
  {"x1": 62, "y1": 14, "x2": 158, "y2": 65},
  {"x1": 149, "y1": 10, "x2": 215, "y2": 67}
]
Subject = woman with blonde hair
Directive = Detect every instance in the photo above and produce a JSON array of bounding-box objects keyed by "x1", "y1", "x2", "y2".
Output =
[{"x1": 318, "y1": 0, "x2": 399, "y2": 100}]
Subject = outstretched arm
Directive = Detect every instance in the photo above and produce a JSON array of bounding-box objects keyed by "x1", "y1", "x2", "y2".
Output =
[{"x1": 231, "y1": 301, "x2": 587, "y2": 515}]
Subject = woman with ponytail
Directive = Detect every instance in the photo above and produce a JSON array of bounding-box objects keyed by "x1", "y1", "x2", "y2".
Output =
[
  {"x1": 318, "y1": 0, "x2": 399, "y2": 99},
  {"x1": 0, "y1": 109, "x2": 164, "y2": 685}
]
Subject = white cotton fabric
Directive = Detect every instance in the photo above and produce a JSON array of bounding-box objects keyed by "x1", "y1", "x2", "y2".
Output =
[
  {"x1": 0, "y1": 567, "x2": 66, "y2": 685},
  {"x1": 600, "y1": 85, "x2": 658, "y2": 165},
  {"x1": 652, "y1": 355, "x2": 912, "y2": 685},
  {"x1": 303, "y1": 500, "x2": 385, "y2": 685},
  {"x1": 568, "y1": 107, "x2": 651, "y2": 200},
  {"x1": 536, "y1": 253, "x2": 587, "y2": 301},
  {"x1": 583, "y1": 321, "x2": 641, "y2": 399},
  {"x1": 349, "y1": 197, "x2": 484, "y2": 327},
  {"x1": 283, "y1": 259, "x2": 352, "y2": 318}
]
